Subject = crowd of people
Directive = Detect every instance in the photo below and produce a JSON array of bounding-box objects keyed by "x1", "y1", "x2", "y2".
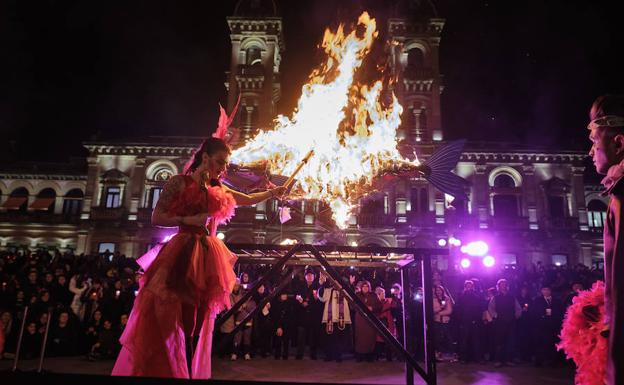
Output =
[{"x1": 0, "y1": 247, "x2": 604, "y2": 368}]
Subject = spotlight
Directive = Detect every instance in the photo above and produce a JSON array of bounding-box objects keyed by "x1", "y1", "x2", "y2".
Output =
[
  {"x1": 461, "y1": 241, "x2": 489, "y2": 257},
  {"x1": 460, "y1": 258, "x2": 471, "y2": 268},
  {"x1": 449, "y1": 237, "x2": 462, "y2": 247},
  {"x1": 216, "y1": 232, "x2": 225, "y2": 240},
  {"x1": 351, "y1": 241, "x2": 358, "y2": 247},
  {"x1": 483, "y1": 255, "x2": 496, "y2": 268},
  {"x1": 438, "y1": 239, "x2": 447, "y2": 247}
]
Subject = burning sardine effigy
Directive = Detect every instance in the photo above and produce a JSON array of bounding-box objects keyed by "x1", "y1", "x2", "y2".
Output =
[{"x1": 224, "y1": 12, "x2": 468, "y2": 228}]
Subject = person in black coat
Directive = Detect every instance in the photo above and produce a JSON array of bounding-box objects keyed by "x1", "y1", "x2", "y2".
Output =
[
  {"x1": 515, "y1": 286, "x2": 533, "y2": 362},
  {"x1": 531, "y1": 285, "x2": 563, "y2": 367},
  {"x1": 294, "y1": 268, "x2": 323, "y2": 360},
  {"x1": 455, "y1": 280, "x2": 486, "y2": 363},
  {"x1": 20, "y1": 322, "x2": 43, "y2": 360},
  {"x1": 251, "y1": 283, "x2": 273, "y2": 357},
  {"x1": 488, "y1": 279, "x2": 521, "y2": 367},
  {"x1": 48, "y1": 311, "x2": 79, "y2": 356},
  {"x1": 270, "y1": 288, "x2": 295, "y2": 360}
]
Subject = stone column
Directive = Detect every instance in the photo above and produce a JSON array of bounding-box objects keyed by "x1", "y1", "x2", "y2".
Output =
[
  {"x1": 571, "y1": 166, "x2": 587, "y2": 229},
  {"x1": 82, "y1": 156, "x2": 99, "y2": 219},
  {"x1": 128, "y1": 157, "x2": 145, "y2": 220}
]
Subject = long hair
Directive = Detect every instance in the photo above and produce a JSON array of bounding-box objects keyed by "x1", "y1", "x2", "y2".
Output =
[{"x1": 183, "y1": 137, "x2": 231, "y2": 175}]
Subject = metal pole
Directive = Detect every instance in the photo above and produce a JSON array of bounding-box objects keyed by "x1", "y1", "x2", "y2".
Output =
[
  {"x1": 37, "y1": 310, "x2": 52, "y2": 373},
  {"x1": 215, "y1": 244, "x2": 300, "y2": 331},
  {"x1": 401, "y1": 264, "x2": 414, "y2": 385},
  {"x1": 12, "y1": 306, "x2": 28, "y2": 372},
  {"x1": 215, "y1": 267, "x2": 298, "y2": 353},
  {"x1": 308, "y1": 245, "x2": 430, "y2": 382},
  {"x1": 421, "y1": 253, "x2": 437, "y2": 385}
]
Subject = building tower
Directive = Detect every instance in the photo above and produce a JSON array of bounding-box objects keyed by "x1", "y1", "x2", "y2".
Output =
[
  {"x1": 387, "y1": 0, "x2": 444, "y2": 143},
  {"x1": 226, "y1": 0, "x2": 285, "y2": 144}
]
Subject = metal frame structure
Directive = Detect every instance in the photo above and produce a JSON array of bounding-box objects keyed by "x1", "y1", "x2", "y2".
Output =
[{"x1": 215, "y1": 243, "x2": 446, "y2": 385}]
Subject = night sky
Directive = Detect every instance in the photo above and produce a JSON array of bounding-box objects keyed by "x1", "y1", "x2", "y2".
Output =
[{"x1": 1, "y1": 0, "x2": 623, "y2": 162}]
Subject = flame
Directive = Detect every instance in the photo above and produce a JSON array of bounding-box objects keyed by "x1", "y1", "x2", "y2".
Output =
[{"x1": 230, "y1": 12, "x2": 418, "y2": 228}]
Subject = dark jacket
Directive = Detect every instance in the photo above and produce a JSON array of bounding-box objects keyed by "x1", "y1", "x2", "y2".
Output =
[{"x1": 601, "y1": 177, "x2": 624, "y2": 385}]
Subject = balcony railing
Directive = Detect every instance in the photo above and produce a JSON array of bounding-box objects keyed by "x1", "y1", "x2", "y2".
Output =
[
  {"x1": 0, "y1": 211, "x2": 80, "y2": 225},
  {"x1": 490, "y1": 216, "x2": 530, "y2": 230},
  {"x1": 356, "y1": 213, "x2": 396, "y2": 227},
  {"x1": 544, "y1": 217, "x2": 579, "y2": 230},
  {"x1": 90, "y1": 207, "x2": 126, "y2": 221}
]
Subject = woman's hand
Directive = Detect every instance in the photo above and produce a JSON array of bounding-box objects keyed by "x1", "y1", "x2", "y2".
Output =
[
  {"x1": 271, "y1": 186, "x2": 288, "y2": 199},
  {"x1": 183, "y1": 212, "x2": 210, "y2": 227}
]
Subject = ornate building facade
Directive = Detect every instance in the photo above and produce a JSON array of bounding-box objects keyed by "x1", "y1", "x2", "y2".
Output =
[{"x1": 0, "y1": 1, "x2": 605, "y2": 270}]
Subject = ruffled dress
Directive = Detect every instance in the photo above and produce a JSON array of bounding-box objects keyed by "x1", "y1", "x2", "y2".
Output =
[{"x1": 112, "y1": 175, "x2": 237, "y2": 379}]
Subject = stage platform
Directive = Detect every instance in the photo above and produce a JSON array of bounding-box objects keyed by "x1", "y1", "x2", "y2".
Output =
[{"x1": 0, "y1": 355, "x2": 575, "y2": 385}]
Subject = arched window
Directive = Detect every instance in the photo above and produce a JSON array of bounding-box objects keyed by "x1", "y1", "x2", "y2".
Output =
[
  {"x1": 491, "y1": 173, "x2": 520, "y2": 218},
  {"x1": 246, "y1": 46, "x2": 262, "y2": 66},
  {"x1": 407, "y1": 48, "x2": 424, "y2": 70},
  {"x1": 63, "y1": 188, "x2": 84, "y2": 216},
  {"x1": 493, "y1": 174, "x2": 516, "y2": 188},
  {"x1": 144, "y1": 165, "x2": 174, "y2": 210},
  {"x1": 3, "y1": 187, "x2": 29, "y2": 212},
  {"x1": 31, "y1": 188, "x2": 56, "y2": 213},
  {"x1": 587, "y1": 199, "x2": 607, "y2": 228}
]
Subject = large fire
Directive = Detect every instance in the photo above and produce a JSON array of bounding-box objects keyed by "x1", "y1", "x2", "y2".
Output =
[{"x1": 230, "y1": 12, "x2": 419, "y2": 228}]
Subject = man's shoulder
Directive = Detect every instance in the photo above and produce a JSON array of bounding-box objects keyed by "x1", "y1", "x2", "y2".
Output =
[{"x1": 608, "y1": 176, "x2": 624, "y2": 198}]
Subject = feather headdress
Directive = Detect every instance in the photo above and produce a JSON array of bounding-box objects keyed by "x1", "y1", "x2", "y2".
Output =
[{"x1": 213, "y1": 95, "x2": 241, "y2": 144}]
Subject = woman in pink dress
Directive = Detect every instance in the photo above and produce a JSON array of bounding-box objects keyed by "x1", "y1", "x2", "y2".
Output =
[{"x1": 112, "y1": 132, "x2": 286, "y2": 379}]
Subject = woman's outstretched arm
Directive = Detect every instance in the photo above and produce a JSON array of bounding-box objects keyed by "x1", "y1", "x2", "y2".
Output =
[{"x1": 224, "y1": 185, "x2": 287, "y2": 206}]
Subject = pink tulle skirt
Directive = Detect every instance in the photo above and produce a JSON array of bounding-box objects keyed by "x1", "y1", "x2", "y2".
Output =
[{"x1": 112, "y1": 230, "x2": 237, "y2": 379}]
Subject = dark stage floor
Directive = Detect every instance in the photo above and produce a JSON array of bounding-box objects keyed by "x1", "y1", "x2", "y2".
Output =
[{"x1": 0, "y1": 356, "x2": 575, "y2": 385}]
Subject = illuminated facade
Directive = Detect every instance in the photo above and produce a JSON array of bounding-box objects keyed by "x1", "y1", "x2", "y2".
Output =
[{"x1": 0, "y1": 1, "x2": 604, "y2": 269}]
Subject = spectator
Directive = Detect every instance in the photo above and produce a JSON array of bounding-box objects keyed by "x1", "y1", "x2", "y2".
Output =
[
  {"x1": 515, "y1": 286, "x2": 533, "y2": 363},
  {"x1": 251, "y1": 283, "x2": 272, "y2": 358},
  {"x1": 88, "y1": 319, "x2": 118, "y2": 361},
  {"x1": 48, "y1": 311, "x2": 79, "y2": 356},
  {"x1": 20, "y1": 321, "x2": 43, "y2": 360},
  {"x1": 319, "y1": 276, "x2": 352, "y2": 362},
  {"x1": 50, "y1": 275, "x2": 72, "y2": 307},
  {"x1": 270, "y1": 288, "x2": 295, "y2": 360},
  {"x1": 433, "y1": 285, "x2": 454, "y2": 361},
  {"x1": 488, "y1": 279, "x2": 522, "y2": 367},
  {"x1": 532, "y1": 285, "x2": 563, "y2": 367},
  {"x1": 456, "y1": 280, "x2": 485, "y2": 364},
  {"x1": 1, "y1": 311, "x2": 16, "y2": 357},
  {"x1": 294, "y1": 268, "x2": 322, "y2": 360},
  {"x1": 374, "y1": 286, "x2": 396, "y2": 362},
  {"x1": 230, "y1": 281, "x2": 255, "y2": 361},
  {"x1": 354, "y1": 280, "x2": 382, "y2": 362},
  {"x1": 68, "y1": 274, "x2": 90, "y2": 319}
]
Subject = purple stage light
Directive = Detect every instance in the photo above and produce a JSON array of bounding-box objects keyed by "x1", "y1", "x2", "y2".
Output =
[
  {"x1": 438, "y1": 238, "x2": 447, "y2": 247},
  {"x1": 483, "y1": 255, "x2": 496, "y2": 267},
  {"x1": 461, "y1": 241, "x2": 489, "y2": 256},
  {"x1": 460, "y1": 258, "x2": 471, "y2": 268},
  {"x1": 449, "y1": 237, "x2": 461, "y2": 247}
]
